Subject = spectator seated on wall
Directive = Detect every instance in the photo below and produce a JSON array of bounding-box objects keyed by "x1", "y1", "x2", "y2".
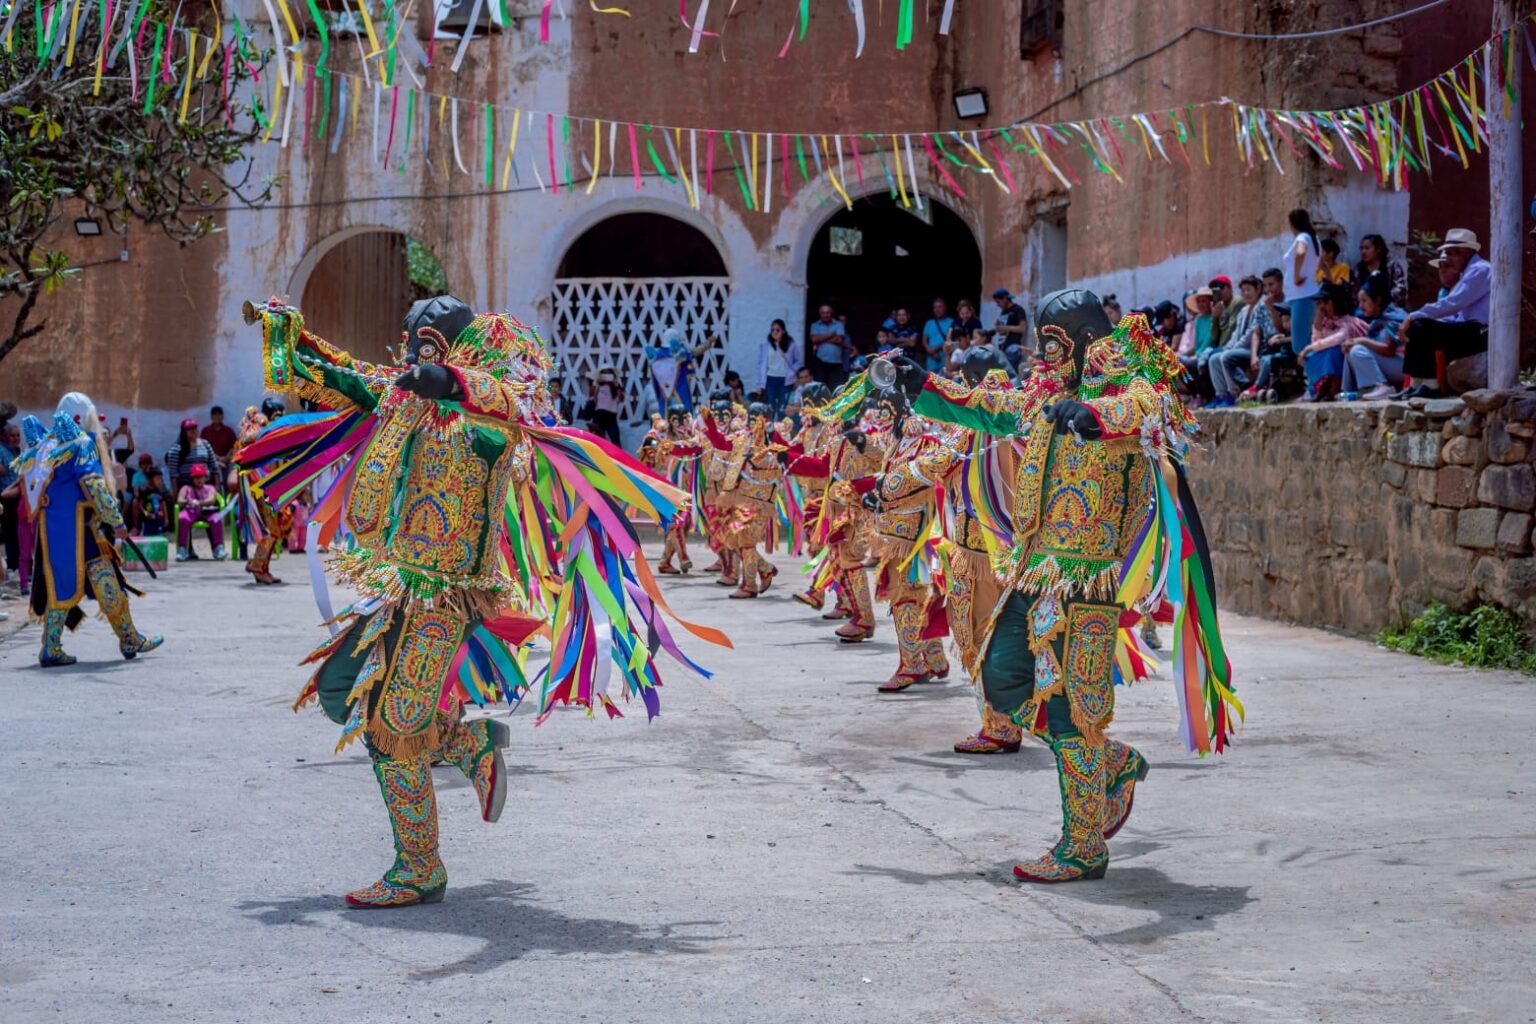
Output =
[
  {"x1": 1395, "y1": 228, "x2": 1490, "y2": 399},
  {"x1": 1342, "y1": 276, "x2": 1407, "y2": 401},
  {"x1": 1297, "y1": 281, "x2": 1366, "y2": 402},
  {"x1": 1208, "y1": 276, "x2": 1271, "y2": 407},
  {"x1": 1176, "y1": 287, "x2": 1217, "y2": 404}
]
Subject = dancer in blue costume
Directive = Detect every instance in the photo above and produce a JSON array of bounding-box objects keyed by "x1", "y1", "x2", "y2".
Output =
[{"x1": 25, "y1": 393, "x2": 162, "y2": 667}]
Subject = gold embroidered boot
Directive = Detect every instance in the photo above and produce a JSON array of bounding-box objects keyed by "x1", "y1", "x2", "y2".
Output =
[
  {"x1": 435, "y1": 711, "x2": 511, "y2": 823},
  {"x1": 1102, "y1": 739, "x2": 1149, "y2": 840},
  {"x1": 39, "y1": 610, "x2": 75, "y2": 667},
  {"x1": 954, "y1": 702, "x2": 1024, "y2": 754},
  {"x1": 346, "y1": 753, "x2": 447, "y2": 908},
  {"x1": 1013, "y1": 735, "x2": 1109, "y2": 883},
  {"x1": 878, "y1": 600, "x2": 931, "y2": 691}
]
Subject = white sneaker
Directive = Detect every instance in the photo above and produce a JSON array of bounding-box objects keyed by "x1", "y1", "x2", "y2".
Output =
[{"x1": 1361, "y1": 383, "x2": 1395, "y2": 401}]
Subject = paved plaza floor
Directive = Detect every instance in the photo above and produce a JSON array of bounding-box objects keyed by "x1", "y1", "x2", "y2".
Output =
[{"x1": 2, "y1": 553, "x2": 1533, "y2": 1023}]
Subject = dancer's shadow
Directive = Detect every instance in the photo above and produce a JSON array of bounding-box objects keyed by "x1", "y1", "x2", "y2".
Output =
[
  {"x1": 845, "y1": 860, "x2": 1251, "y2": 944},
  {"x1": 240, "y1": 880, "x2": 725, "y2": 978},
  {"x1": 1034, "y1": 865, "x2": 1254, "y2": 944}
]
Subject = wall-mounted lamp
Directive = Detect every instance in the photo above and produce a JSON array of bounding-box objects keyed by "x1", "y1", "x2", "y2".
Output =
[
  {"x1": 74, "y1": 217, "x2": 103, "y2": 237},
  {"x1": 952, "y1": 88, "x2": 989, "y2": 121}
]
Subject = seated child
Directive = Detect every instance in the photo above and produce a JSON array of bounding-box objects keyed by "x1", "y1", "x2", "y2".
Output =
[{"x1": 176, "y1": 463, "x2": 225, "y2": 561}]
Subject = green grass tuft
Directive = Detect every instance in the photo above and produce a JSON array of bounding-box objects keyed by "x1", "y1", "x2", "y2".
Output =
[{"x1": 1380, "y1": 602, "x2": 1536, "y2": 675}]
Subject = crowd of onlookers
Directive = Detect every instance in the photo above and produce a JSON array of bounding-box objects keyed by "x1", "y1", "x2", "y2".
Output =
[
  {"x1": 0, "y1": 403, "x2": 314, "y2": 592},
  {"x1": 1118, "y1": 210, "x2": 1490, "y2": 405}
]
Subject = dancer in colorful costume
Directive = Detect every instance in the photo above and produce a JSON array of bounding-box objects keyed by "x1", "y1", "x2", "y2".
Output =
[
  {"x1": 784, "y1": 398, "x2": 886, "y2": 643},
  {"x1": 865, "y1": 400, "x2": 951, "y2": 692},
  {"x1": 699, "y1": 401, "x2": 781, "y2": 599},
  {"x1": 25, "y1": 393, "x2": 163, "y2": 667},
  {"x1": 786, "y1": 383, "x2": 849, "y2": 619},
  {"x1": 241, "y1": 294, "x2": 727, "y2": 908},
  {"x1": 941, "y1": 347, "x2": 1026, "y2": 754},
  {"x1": 649, "y1": 405, "x2": 702, "y2": 576},
  {"x1": 645, "y1": 327, "x2": 711, "y2": 414},
  {"x1": 696, "y1": 390, "x2": 737, "y2": 583},
  {"x1": 233, "y1": 399, "x2": 290, "y2": 584},
  {"x1": 887, "y1": 290, "x2": 1240, "y2": 882}
]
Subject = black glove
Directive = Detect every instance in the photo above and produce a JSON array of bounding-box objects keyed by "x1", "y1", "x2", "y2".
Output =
[
  {"x1": 1043, "y1": 400, "x2": 1103, "y2": 440},
  {"x1": 860, "y1": 491, "x2": 882, "y2": 512},
  {"x1": 394, "y1": 364, "x2": 462, "y2": 401},
  {"x1": 842, "y1": 428, "x2": 868, "y2": 454},
  {"x1": 891, "y1": 356, "x2": 928, "y2": 400}
]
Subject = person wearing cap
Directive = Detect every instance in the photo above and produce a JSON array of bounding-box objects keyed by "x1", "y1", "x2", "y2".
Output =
[
  {"x1": 1396, "y1": 228, "x2": 1490, "y2": 398},
  {"x1": 1209, "y1": 275, "x2": 1271, "y2": 407},
  {"x1": 1208, "y1": 276, "x2": 1242, "y2": 348},
  {"x1": 991, "y1": 288, "x2": 1029, "y2": 350},
  {"x1": 175, "y1": 462, "x2": 226, "y2": 561},
  {"x1": 1297, "y1": 281, "x2": 1367, "y2": 400},
  {"x1": 163, "y1": 417, "x2": 220, "y2": 493}
]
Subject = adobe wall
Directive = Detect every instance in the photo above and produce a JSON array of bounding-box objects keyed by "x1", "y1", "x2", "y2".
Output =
[{"x1": 1191, "y1": 391, "x2": 1536, "y2": 637}]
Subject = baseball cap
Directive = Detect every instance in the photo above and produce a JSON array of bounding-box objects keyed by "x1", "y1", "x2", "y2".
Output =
[
  {"x1": 991, "y1": 288, "x2": 1012, "y2": 300},
  {"x1": 1209, "y1": 275, "x2": 1232, "y2": 288}
]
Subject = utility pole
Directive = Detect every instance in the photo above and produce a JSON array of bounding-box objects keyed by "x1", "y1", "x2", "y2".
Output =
[{"x1": 1487, "y1": 0, "x2": 1525, "y2": 390}]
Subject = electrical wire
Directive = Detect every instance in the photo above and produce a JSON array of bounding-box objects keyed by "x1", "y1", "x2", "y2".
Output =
[{"x1": 1021, "y1": 0, "x2": 1460, "y2": 123}]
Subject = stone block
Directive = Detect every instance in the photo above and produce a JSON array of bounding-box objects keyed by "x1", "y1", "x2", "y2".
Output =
[
  {"x1": 1486, "y1": 420, "x2": 1529, "y2": 464},
  {"x1": 1506, "y1": 395, "x2": 1536, "y2": 422},
  {"x1": 1422, "y1": 397, "x2": 1466, "y2": 418},
  {"x1": 1498, "y1": 513, "x2": 1534, "y2": 555},
  {"x1": 1381, "y1": 404, "x2": 1406, "y2": 424},
  {"x1": 1448, "y1": 352, "x2": 1488, "y2": 393},
  {"x1": 1506, "y1": 420, "x2": 1536, "y2": 439},
  {"x1": 1412, "y1": 469, "x2": 1438, "y2": 504},
  {"x1": 1478, "y1": 463, "x2": 1536, "y2": 511},
  {"x1": 1435, "y1": 465, "x2": 1477, "y2": 508},
  {"x1": 1456, "y1": 507, "x2": 1503, "y2": 549},
  {"x1": 1387, "y1": 430, "x2": 1442, "y2": 468},
  {"x1": 1449, "y1": 411, "x2": 1484, "y2": 437},
  {"x1": 1441, "y1": 435, "x2": 1479, "y2": 466},
  {"x1": 1401, "y1": 411, "x2": 1429, "y2": 432},
  {"x1": 1459, "y1": 388, "x2": 1508, "y2": 414}
]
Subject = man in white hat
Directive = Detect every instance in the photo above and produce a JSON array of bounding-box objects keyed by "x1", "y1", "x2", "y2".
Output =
[{"x1": 1396, "y1": 228, "x2": 1490, "y2": 398}]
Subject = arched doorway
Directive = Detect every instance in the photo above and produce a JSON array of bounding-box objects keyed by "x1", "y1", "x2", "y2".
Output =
[
  {"x1": 804, "y1": 194, "x2": 982, "y2": 356},
  {"x1": 299, "y1": 231, "x2": 450, "y2": 366},
  {"x1": 551, "y1": 213, "x2": 730, "y2": 436}
]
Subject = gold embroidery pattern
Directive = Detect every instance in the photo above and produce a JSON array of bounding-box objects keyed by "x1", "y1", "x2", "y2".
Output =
[
  {"x1": 373, "y1": 608, "x2": 466, "y2": 758},
  {"x1": 348, "y1": 404, "x2": 427, "y2": 544},
  {"x1": 387, "y1": 428, "x2": 490, "y2": 578},
  {"x1": 1064, "y1": 602, "x2": 1118, "y2": 745}
]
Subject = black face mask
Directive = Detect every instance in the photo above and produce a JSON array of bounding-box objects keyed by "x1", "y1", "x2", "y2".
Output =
[
  {"x1": 1033, "y1": 288, "x2": 1115, "y2": 392},
  {"x1": 958, "y1": 345, "x2": 1012, "y2": 386},
  {"x1": 401, "y1": 295, "x2": 475, "y2": 366}
]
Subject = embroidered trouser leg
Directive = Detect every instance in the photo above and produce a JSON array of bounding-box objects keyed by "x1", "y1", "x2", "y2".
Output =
[
  {"x1": 981, "y1": 590, "x2": 1125, "y2": 881},
  {"x1": 86, "y1": 556, "x2": 156, "y2": 657},
  {"x1": 345, "y1": 747, "x2": 446, "y2": 908},
  {"x1": 246, "y1": 536, "x2": 278, "y2": 575}
]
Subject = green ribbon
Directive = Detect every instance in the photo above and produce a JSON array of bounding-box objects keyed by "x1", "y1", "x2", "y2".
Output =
[{"x1": 143, "y1": 23, "x2": 163, "y2": 113}]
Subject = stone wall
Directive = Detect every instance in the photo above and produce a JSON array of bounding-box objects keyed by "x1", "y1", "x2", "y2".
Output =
[{"x1": 1191, "y1": 389, "x2": 1536, "y2": 638}]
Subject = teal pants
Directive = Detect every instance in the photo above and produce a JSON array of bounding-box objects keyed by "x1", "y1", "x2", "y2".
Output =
[{"x1": 979, "y1": 591, "x2": 1077, "y2": 739}]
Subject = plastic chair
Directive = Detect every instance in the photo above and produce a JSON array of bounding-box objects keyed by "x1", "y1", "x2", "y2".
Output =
[{"x1": 185, "y1": 492, "x2": 236, "y2": 559}]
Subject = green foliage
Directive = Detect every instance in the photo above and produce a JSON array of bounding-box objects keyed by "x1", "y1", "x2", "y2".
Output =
[
  {"x1": 1, "y1": 4, "x2": 276, "y2": 360},
  {"x1": 405, "y1": 237, "x2": 449, "y2": 298},
  {"x1": 1380, "y1": 602, "x2": 1536, "y2": 675}
]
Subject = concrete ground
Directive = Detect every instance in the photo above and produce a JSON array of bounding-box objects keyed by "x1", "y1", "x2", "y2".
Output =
[{"x1": 1, "y1": 551, "x2": 1533, "y2": 1024}]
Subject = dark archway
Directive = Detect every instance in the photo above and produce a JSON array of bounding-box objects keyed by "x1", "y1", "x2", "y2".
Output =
[
  {"x1": 551, "y1": 213, "x2": 730, "y2": 443},
  {"x1": 300, "y1": 231, "x2": 449, "y2": 366},
  {"x1": 804, "y1": 195, "x2": 982, "y2": 354},
  {"x1": 557, "y1": 213, "x2": 727, "y2": 278}
]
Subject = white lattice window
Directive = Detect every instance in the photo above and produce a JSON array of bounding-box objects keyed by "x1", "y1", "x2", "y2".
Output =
[{"x1": 550, "y1": 277, "x2": 730, "y2": 422}]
